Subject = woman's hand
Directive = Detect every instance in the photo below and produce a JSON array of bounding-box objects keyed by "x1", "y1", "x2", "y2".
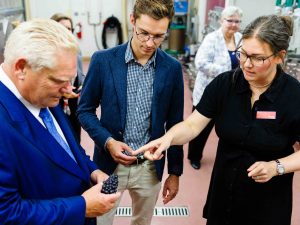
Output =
[
  {"x1": 294, "y1": 142, "x2": 300, "y2": 152},
  {"x1": 247, "y1": 161, "x2": 277, "y2": 183},
  {"x1": 62, "y1": 85, "x2": 81, "y2": 99},
  {"x1": 133, "y1": 136, "x2": 172, "y2": 160},
  {"x1": 63, "y1": 92, "x2": 79, "y2": 99}
]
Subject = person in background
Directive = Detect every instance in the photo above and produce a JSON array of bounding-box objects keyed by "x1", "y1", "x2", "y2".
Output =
[
  {"x1": 0, "y1": 19, "x2": 120, "y2": 225},
  {"x1": 77, "y1": 0, "x2": 184, "y2": 224},
  {"x1": 51, "y1": 13, "x2": 83, "y2": 73},
  {"x1": 188, "y1": 6, "x2": 243, "y2": 169},
  {"x1": 51, "y1": 13, "x2": 84, "y2": 142},
  {"x1": 135, "y1": 15, "x2": 300, "y2": 225}
]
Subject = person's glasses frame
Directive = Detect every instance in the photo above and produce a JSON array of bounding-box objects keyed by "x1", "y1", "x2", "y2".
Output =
[
  {"x1": 66, "y1": 27, "x2": 74, "y2": 33},
  {"x1": 235, "y1": 50, "x2": 276, "y2": 67},
  {"x1": 224, "y1": 18, "x2": 241, "y2": 24},
  {"x1": 134, "y1": 26, "x2": 167, "y2": 46}
]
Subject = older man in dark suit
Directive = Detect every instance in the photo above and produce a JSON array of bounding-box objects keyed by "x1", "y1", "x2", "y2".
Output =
[{"x1": 0, "y1": 19, "x2": 120, "y2": 225}]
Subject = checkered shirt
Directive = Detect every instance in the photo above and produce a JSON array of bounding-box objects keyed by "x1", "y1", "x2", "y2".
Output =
[{"x1": 123, "y1": 43, "x2": 156, "y2": 151}]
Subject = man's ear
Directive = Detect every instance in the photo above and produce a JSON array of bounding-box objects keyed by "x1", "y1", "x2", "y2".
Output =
[
  {"x1": 14, "y1": 58, "x2": 27, "y2": 80},
  {"x1": 130, "y1": 14, "x2": 135, "y2": 27}
]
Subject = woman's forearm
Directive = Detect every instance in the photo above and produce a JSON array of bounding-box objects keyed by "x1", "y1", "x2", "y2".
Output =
[{"x1": 167, "y1": 110, "x2": 211, "y2": 146}]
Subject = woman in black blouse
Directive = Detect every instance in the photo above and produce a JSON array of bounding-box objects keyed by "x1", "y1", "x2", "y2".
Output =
[{"x1": 134, "y1": 15, "x2": 300, "y2": 225}]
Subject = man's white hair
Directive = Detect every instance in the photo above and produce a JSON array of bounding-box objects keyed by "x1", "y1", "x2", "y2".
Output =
[{"x1": 4, "y1": 19, "x2": 79, "y2": 71}]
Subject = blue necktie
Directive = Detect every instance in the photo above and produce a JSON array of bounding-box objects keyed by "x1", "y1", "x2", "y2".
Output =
[{"x1": 39, "y1": 108, "x2": 76, "y2": 162}]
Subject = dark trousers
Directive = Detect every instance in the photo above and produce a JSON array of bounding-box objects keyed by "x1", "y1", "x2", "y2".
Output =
[{"x1": 188, "y1": 106, "x2": 214, "y2": 162}]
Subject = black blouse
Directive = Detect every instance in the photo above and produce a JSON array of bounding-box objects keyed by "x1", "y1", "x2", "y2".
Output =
[{"x1": 196, "y1": 68, "x2": 300, "y2": 225}]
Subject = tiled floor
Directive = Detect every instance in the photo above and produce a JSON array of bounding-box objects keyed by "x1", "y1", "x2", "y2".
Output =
[{"x1": 81, "y1": 62, "x2": 300, "y2": 225}]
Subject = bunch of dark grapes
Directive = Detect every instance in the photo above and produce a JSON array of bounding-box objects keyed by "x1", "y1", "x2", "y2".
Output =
[{"x1": 101, "y1": 175, "x2": 118, "y2": 194}]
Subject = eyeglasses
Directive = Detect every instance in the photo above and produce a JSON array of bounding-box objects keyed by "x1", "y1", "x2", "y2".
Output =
[
  {"x1": 224, "y1": 19, "x2": 241, "y2": 24},
  {"x1": 236, "y1": 51, "x2": 276, "y2": 67},
  {"x1": 65, "y1": 27, "x2": 74, "y2": 33},
  {"x1": 135, "y1": 27, "x2": 166, "y2": 45}
]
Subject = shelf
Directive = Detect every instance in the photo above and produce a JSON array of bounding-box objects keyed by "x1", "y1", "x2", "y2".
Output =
[
  {"x1": 175, "y1": 12, "x2": 188, "y2": 16},
  {"x1": 0, "y1": 7, "x2": 24, "y2": 17},
  {"x1": 288, "y1": 53, "x2": 300, "y2": 59}
]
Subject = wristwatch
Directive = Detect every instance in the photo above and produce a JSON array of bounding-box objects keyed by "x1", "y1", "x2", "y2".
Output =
[{"x1": 275, "y1": 159, "x2": 285, "y2": 175}]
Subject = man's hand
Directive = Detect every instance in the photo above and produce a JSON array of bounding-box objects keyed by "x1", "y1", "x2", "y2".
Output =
[
  {"x1": 162, "y1": 175, "x2": 179, "y2": 204},
  {"x1": 90, "y1": 169, "x2": 109, "y2": 184},
  {"x1": 82, "y1": 183, "x2": 120, "y2": 217},
  {"x1": 106, "y1": 138, "x2": 136, "y2": 165}
]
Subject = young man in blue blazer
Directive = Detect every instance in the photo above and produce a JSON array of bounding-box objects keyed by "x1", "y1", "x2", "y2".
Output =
[
  {"x1": 0, "y1": 19, "x2": 120, "y2": 225},
  {"x1": 77, "y1": 0, "x2": 184, "y2": 224}
]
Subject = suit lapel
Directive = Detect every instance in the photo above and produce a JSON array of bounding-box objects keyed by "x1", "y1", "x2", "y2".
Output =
[
  {"x1": 110, "y1": 44, "x2": 128, "y2": 128},
  {"x1": 152, "y1": 50, "x2": 170, "y2": 113},
  {"x1": 0, "y1": 82, "x2": 88, "y2": 182},
  {"x1": 29, "y1": 116, "x2": 87, "y2": 181},
  {"x1": 49, "y1": 107, "x2": 90, "y2": 181}
]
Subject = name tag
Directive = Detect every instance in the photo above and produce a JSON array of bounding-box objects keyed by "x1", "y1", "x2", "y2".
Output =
[{"x1": 256, "y1": 111, "x2": 276, "y2": 119}]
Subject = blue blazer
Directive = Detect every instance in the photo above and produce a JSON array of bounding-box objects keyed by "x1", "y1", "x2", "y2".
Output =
[
  {"x1": 77, "y1": 43, "x2": 184, "y2": 181},
  {"x1": 0, "y1": 82, "x2": 97, "y2": 225}
]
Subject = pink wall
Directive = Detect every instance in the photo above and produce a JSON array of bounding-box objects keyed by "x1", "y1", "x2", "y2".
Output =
[{"x1": 205, "y1": 0, "x2": 225, "y2": 24}]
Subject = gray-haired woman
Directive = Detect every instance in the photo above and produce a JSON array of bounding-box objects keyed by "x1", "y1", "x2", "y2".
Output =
[{"x1": 188, "y1": 6, "x2": 243, "y2": 170}]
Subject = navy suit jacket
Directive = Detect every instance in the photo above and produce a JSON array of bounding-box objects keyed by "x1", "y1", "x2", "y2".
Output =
[
  {"x1": 77, "y1": 43, "x2": 184, "y2": 181},
  {"x1": 0, "y1": 82, "x2": 97, "y2": 225}
]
